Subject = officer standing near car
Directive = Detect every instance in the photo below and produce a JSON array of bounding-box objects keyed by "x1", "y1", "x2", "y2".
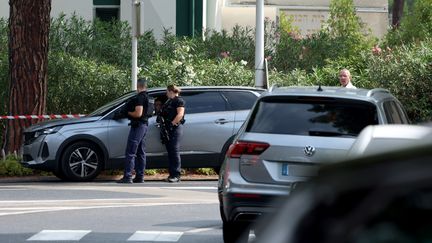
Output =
[
  {"x1": 161, "y1": 84, "x2": 185, "y2": 183},
  {"x1": 117, "y1": 78, "x2": 150, "y2": 184}
]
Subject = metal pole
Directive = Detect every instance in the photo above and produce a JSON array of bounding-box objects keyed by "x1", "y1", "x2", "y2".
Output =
[
  {"x1": 254, "y1": 0, "x2": 265, "y2": 88},
  {"x1": 131, "y1": 0, "x2": 138, "y2": 91}
]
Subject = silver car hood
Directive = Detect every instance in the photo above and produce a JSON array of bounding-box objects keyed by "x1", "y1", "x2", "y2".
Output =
[{"x1": 24, "y1": 116, "x2": 100, "y2": 132}]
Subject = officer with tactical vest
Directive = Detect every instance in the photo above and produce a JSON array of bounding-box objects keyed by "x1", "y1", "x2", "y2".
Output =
[
  {"x1": 160, "y1": 85, "x2": 185, "y2": 183},
  {"x1": 117, "y1": 78, "x2": 151, "y2": 183}
]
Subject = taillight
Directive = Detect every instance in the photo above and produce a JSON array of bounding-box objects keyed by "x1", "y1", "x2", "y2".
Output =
[{"x1": 227, "y1": 141, "x2": 270, "y2": 158}]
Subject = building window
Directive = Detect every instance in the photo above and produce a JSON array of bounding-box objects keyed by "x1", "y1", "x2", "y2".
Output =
[
  {"x1": 95, "y1": 7, "x2": 119, "y2": 21},
  {"x1": 94, "y1": 0, "x2": 120, "y2": 22}
]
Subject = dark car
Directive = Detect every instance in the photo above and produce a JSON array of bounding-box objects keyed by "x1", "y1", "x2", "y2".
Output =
[{"x1": 21, "y1": 86, "x2": 264, "y2": 181}]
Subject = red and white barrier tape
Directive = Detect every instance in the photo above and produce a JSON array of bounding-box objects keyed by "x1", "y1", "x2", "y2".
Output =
[{"x1": 0, "y1": 114, "x2": 86, "y2": 120}]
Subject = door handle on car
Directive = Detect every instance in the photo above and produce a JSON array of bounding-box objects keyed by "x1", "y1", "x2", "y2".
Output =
[{"x1": 215, "y1": 118, "x2": 229, "y2": 124}]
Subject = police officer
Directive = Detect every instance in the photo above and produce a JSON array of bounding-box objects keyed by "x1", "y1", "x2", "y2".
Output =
[
  {"x1": 161, "y1": 85, "x2": 185, "y2": 183},
  {"x1": 117, "y1": 78, "x2": 150, "y2": 184}
]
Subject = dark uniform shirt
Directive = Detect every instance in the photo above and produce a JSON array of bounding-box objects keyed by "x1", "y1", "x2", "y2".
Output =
[
  {"x1": 162, "y1": 96, "x2": 185, "y2": 122},
  {"x1": 129, "y1": 91, "x2": 149, "y2": 124}
]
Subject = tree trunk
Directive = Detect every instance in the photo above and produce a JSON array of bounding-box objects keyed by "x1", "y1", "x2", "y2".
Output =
[
  {"x1": 392, "y1": 0, "x2": 405, "y2": 28},
  {"x1": 6, "y1": 0, "x2": 51, "y2": 153}
]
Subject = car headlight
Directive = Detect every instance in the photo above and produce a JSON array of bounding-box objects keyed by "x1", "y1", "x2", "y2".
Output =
[{"x1": 34, "y1": 126, "x2": 63, "y2": 138}]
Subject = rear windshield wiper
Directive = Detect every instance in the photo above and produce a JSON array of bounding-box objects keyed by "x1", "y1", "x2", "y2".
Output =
[{"x1": 308, "y1": 129, "x2": 356, "y2": 137}]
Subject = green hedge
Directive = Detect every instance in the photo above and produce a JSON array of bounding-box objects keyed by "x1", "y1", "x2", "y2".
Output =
[
  {"x1": 366, "y1": 40, "x2": 432, "y2": 122},
  {"x1": 47, "y1": 52, "x2": 130, "y2": 114},
  {"x1": 1, "y1": 0, "x2": 432, "y2": 137}
]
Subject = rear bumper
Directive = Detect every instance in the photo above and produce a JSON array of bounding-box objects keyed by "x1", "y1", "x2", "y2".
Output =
[{"x1": 222, "y1": 193, "x2": 285, "y2": 222}]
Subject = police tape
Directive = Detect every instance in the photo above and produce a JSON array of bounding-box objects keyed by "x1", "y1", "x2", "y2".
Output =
[{"x1": 0, "y1": 114, "x2": 86, "y2": 120}]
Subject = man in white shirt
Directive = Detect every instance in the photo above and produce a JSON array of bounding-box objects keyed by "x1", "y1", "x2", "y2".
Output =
[{"x1": 339, "y1": 69, "x2": 357, "y2": 89}]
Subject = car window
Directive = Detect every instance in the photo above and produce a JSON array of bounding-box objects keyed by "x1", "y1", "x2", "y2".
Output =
[
  {"x1": 246, "y1": 96, "x2": 378, "y2": 136},
  {"x1": 383, "y1": 100, "x2": 409, "y2": 124},
  {"x1": 88, "y1": 91, "x2": 136, "y2": 117},
  {"x1": 222, "y1": 91, "x2": 259, "y2": 110},
  {"x1": 181, "y1": 91, "x2": 227, "y2": 114}
]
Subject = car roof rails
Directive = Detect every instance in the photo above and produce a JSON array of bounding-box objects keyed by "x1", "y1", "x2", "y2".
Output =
[
  {"x1": 366, "y1": 88, "x2": 390, "y2": 97},
  {"x1": 269, "y1": 84, "x2": 279, "y2": 92}
]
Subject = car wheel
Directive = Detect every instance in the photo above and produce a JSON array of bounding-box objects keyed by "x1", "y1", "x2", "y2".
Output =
[
  {"x1": 53, "y1": 169, "x2": 68, "y2": 181},
  {"x1": 219, "y1": 205, "x2": 227, "y2": 222},
  {"x1": 223, "y1": 220, "x2": 249, "y2": 243},
  {"x1": 61, "y1": 141, "x2": 103, "y2": 182},
  {"x1": 216, "y1": 135, "x2": 235, "y2": 175}
]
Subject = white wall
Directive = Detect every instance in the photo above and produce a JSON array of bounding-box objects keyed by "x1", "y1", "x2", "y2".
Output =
[
  {"x1": 220, "y1": 0, "x2": 389, "y2": 37},
  {"x1": 0, "y1": 0, "x2": 9, "y2": 19},
  {"x1": 0, "y1": 0, "x2": 176, "y2": 40},
  {"x1": 0, "y1": 0, "x2": 94, "y2": 20},
  {"x1": 221, "y1": 7, "x2": 277, "y2": 31},
  {"x1": 51, "y1": 0, "x2": 93, "y2": 20},
  {"x1": 121, "y1": 0, "x2": 176, "y2": 40}
]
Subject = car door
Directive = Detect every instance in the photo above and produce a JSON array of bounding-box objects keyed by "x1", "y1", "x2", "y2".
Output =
[
  {"x1": 107, "y1": 92, "x2": 166, "y2": 160},
  {"x1": 180, "y1": 91, "x2": 235, "y2": 161},
  {"x1": 107, "y1": 103, "x2": 132, "y2": 160}
]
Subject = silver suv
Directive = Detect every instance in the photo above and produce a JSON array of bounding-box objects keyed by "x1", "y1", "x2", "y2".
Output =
[
  {"x1": 21, "y1": 86, "x2": 264, "y2": 181},
  {"x1": 218, "y1": 86, "x2": 410, "y2": 243}
]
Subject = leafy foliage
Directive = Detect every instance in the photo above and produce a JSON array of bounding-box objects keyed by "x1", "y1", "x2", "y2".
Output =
[
  {"x1": 385, "y1": 0, "x2": 432, "y2": 46},
  {"x1": 47, "y1": 52, "x2": 130, "y2": 114},
  {"x1": 366, "y1": 40, "x2": 432, "y2": 122},
  {"x1": 0, "y1": 157, "x2": 34, "y2": 176},
  {"x1": 273, "y1": 0, "x2": 375, "y2": 73}
]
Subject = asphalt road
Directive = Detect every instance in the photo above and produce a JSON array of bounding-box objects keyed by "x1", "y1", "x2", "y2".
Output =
[{"x1": 0, "y1": 177, "x2": 234, "y2": 243}]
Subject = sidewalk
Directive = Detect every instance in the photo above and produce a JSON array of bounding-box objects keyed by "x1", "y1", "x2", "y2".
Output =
[{"x1": 0, "y1": 173, "x2": 218, "y2": 183}]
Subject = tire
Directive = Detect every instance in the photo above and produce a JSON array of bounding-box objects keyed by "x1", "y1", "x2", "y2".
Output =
[
  {"x1": 61, "y1": 141, "x2": 103, "y2": 182},
  {"x1": 216, "y1": 135, "x2": 236, "y2": 175},
  {"x1": 52, "y1": 170, "x2": 68, "y2": 181},
  {"x1": 220, "y1": 205, "x2": 227, "y2": 222},
  {"x1": 223, "y1": 220, "x2": 249, "y2": 243}
]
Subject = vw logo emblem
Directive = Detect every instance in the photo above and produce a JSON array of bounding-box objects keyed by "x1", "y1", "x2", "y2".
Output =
[{"x1": 304, "y1": 146, "x2": 315, "y2": 157}]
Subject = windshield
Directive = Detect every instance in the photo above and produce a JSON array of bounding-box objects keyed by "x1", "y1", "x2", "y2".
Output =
[{"x1": 88, "y1": 91, "x2": 137, "y2": 117}]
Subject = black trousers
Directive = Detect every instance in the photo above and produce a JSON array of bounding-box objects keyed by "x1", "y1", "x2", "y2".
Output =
[{"x1": 165, "y1": 124, "x2": 183, "y2": 178}]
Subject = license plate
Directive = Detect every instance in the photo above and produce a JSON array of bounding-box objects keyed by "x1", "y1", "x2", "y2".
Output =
[{"x1": 282, "y1": 164, "x2": 289, "y2": 176}]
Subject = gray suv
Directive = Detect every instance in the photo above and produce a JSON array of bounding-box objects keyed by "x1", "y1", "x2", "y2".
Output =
[
  {"x1": 21, "y1": 86, "x2": 264, "y2": 181},
  {"x1": 218, "y1": 86, "x2": 409, "y2": 243}
]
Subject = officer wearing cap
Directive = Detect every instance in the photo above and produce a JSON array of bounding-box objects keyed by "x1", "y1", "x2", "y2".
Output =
[{"x1": 117, "y1": 78, "x2": 150, "y2": 183}]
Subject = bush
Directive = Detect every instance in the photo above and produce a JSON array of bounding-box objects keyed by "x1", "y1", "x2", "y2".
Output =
[
  {"x1": 273, "y1": 0, "x2": 375, "y2": 73},
  {"x1": 140, "y1": 37, "x2": 254, "y2": 87},
  {"x1": 50, "y1": 14, "x2": 133, "y2": 69},
  {"x1": 366, "y1": 40, "x2": 432, "y2": 122},
  {"x1": 0, "y1": 157, "x2": 34, "y2": 177},
  {"x1": 192, "y1": 168, "x2": 217, "y2": 176},
  {"x1": 47, "y1": 52, "x2": 130, "y2": 114},
  {"x1": 385, "y1": 0, "x2": 432, "y2": 46}
]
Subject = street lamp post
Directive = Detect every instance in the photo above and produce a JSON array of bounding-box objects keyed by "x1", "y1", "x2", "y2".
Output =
[
  {"x1": 131, "y1": 0, "x2": 144, "y2": 90},
  {"x1": 254, "y1": 0, "x2": 265, "y2": 89}
]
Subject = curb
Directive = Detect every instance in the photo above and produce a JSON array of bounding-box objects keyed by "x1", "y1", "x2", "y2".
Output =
[{"x1": 0, "y1": 174, "x2": 218, "y2": 183}]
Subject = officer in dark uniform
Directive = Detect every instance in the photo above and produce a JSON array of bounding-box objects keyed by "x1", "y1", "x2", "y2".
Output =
[
  {"x1": 161, "y1": 84, "x2": 185, "y2": 183},
  {"x1": 117, "y1": 78, "x2": 150, "y2": 183}
]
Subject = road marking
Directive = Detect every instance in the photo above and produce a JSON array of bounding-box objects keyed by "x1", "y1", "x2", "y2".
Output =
[
  {"x1": 159, "y1": 186, "x2": 217, "y2": 190},
  {"x1": 0, "y1": 188, "x2": 27, "y2": 191},
  {"x1": 127, "y1": 231, "x2": 183, "y2": 242},
  {"x1": 186, "y1": 226, "x2": 220, "y2": 233},
  {"x1": 27, "y1": 230, "x2": 91, "y2": 241},
  {"x1": 0, "y1": 201, "x2": 217, "y2": 217}
]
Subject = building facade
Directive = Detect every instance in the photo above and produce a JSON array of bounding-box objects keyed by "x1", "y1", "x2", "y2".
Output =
[{"x1": 0, "y1": 0, "x2": 389, "y2": 39}]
